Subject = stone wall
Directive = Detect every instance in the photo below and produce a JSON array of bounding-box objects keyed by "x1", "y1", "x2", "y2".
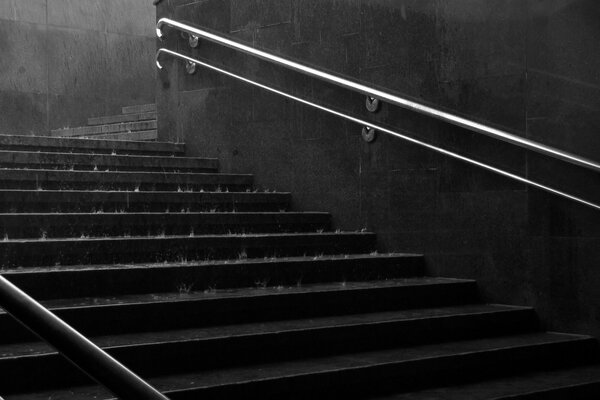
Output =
[
  {"x1": 156, "y1": 0, "x2": 600, "y2": 336},
  {"x1": 0, "y1": 0, "x2": 156, "y2": 135}
]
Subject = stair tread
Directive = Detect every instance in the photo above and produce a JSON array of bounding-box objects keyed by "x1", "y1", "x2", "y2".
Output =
[
  {"x1": 0, "y1": 168, "x2": 249, "y2": 178},
  {"x1": 0, "y1": 277, "x2": 471, "y2": 312},
  {"x1": 10, "y1": 333, "x2": 592, "y2": 399},
  {"x1": 371, "y1": 364, "x2": 600, "y2": 399},
  {"x1": 0, "y1": 231, "x2": 374, "y2": 243},
  {"x1": 0, "y1": 304, "x2": 531, "y2": 358},
  {"x1": 0, "y1": 211, "x2": 331, "y2": 223},
  {"x1": 79, "y1": 130, "x2": 158, "y2": 142},
  {"x1": 0, "y1": 149, "x2": 217, "y2": 163},
  {"x1": 0, "y1": 189, "x2": 289, "y2": 196},
  {"x1": 0, "y1": 189, "x2": 292, "y2": 212}
]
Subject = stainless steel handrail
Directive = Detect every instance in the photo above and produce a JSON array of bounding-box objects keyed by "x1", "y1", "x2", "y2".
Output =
[
  {"x1": 0, "y1": 275, "x2": 169, "y2": 399},
  {"x1": 156, "y1": 17, "x2": 600, "y2": 174},
  {"x1": 156, "y1": 47, "x2": 600, "y2": 211}
]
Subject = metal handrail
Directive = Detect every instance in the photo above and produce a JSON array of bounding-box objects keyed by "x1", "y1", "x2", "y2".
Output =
[
  {"x1": 156, "y1": 47, "x2": 600, "y2": 211},
  {"x1": 0, "y1": 275, "x2": 168, "y2": 399},
  {"x1": 156, "y1": 17, "x2": 600, "y2": 174}
]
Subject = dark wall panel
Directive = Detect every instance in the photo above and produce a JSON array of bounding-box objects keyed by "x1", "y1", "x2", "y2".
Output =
[{"x1": 157, "y1": 0, "x2": 600, "y2": 336}]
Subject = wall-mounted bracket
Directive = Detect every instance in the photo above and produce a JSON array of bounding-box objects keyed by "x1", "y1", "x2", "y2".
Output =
[
  {"x1": 185, "y1": 61, "x2": 197, "y2": 75},
  {"x1": 365, "y1": 96, "x2": 381, "y2": 113},
  {"x1": 361, "y1": 126, "x2": 377, "y2": 143},
  {"x1": 188, "y1": 34, "x2": 200, "y2": 48},
  {"x1": 179, "y1": 32, "x2": 200, "y2": 48}
]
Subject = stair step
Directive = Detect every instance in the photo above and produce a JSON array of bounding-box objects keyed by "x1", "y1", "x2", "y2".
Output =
[
  {"x1": 0, "y1": 278, "x2": 479, "y2": 343},
  {"x1": 0, "y1": 134, "x2": 183, "y2": 156},
  {"x1": 122, "y1": 103, "x2": 156, "y2": 114},
  {"x1": 0, "y1": 232, "x2": 377, "y2": 267},
  {"x1": 0, "y1": 211, "x2": 331, "y2": 239},
  {"x1": 0, "y1": 150, "x2": 218, "y2": 173},
  {"x1": 0, "y1": 169, "x2": 252, "y2": 191},
  {"x1": 50, "y1": 120, "x2": 157, "y2": 138},
  {"x1": 0, "y1": 190, "x2": 291, "y2": 213},
  {"x1": 88, "y1": 111, "x2": 156, "y2": 126},
  {"x1": 0, "y1": 305, "x2": 538, "y2": 393},
  {"x1": 372, "y1": 364, "x2": 600, "y2": 399},
  {"x1": 86, "y1": 129, "x2": 158, "y2": 141},
  {"x1": 2, "y1": 253, "x2": 424, "y2": 299},
  {"x1": 9, "y1": 333, "x2": 597, "y2": 399}
]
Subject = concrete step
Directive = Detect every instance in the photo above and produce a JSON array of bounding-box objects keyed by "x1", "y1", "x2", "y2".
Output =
[
  {"x1": 0, "y1": 169, "x2": 252, "y2": 191},
  {"x1": 0, "y1": 150, "x2": 218, "y2": 173},
  {"x1": 0, "y1": 278, "x2": 478, "y2": 343},
  {"x1": 122, "y1": 103, "x2": 156, "y2": 114},
  {"x1": 50, "y1": 120, "x2": 157, "y2": 138},
  {"x1": 0, "y1": 305, "x2": 538, "y2": 393},
  {"x1": 88, "y1": 111, "x2": 156, "y2": 126},
  {"x1": 2, "y1": 253, "x2": 424, "y2": 300},
  {"x1": 0, "y1": 190, "x2": 291, "y2": 213},
  {"x1": 0, "y1": 232, "x2": 377, "y2": 267},
  {"x1": 0, "y1": 134, "x2": 183, "y2": 156},
  {"x1": 85, "y1": 130, "x2": 157, "y2": 141},
  {"x1": 0, "y1": 211, "x2": 331, "y2": 239},
  {"x1": 372, "y1": 365, "x2": 600, "y2": 399},
  {"x1": 9, "y1": 333, "x2": 597, "y2": 399}
]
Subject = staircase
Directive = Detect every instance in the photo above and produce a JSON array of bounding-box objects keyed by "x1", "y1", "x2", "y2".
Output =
[
  {"x1": 49, "y1": 104, "x2": 158, "y2": 141},
  {"x1": 0, "y1": 135, "x2": 600, "y2": 399}
]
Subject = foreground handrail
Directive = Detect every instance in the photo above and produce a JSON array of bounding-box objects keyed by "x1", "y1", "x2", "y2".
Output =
[
  {"x1": 0, "y1": 275, "x2": 169, "y2": 399},
  {"x1": 156, "y1": 17, "x2": 600, "y2": 174},
  {"x1": 156, "y1": 47, "x2": 600, "y2": 211}
]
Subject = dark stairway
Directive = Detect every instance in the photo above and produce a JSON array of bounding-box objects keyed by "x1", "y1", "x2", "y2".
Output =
[{"x1": 1, "y1": 135, "x2": 600, "y2": 399}]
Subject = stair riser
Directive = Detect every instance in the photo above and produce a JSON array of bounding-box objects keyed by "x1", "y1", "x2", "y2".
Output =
[
  {"x1": 0, "y1": 213, "x2": 330, "y2": 239},
  {"x1": 75, "y1": 130, "x2": 158, "y2": 142},
  {"x1": 0, "y1": 310, "x2": 538, "y2": 393},
  {"x1": 0, "y1": 234, "x2": 376, "y2": 267},
  {"x1": 4, "y1": 256, "x2": 424, "y2": 300},
  {"x1": 88, "y1": 112, "x2": 156, "y2": 126},
  {"x1": 164, "y1": 340, "x2": 600, "y2": 400},
  {"x1": 0, "y1": 282, "x2": 478, "y2": 343},
  {"x1": 122, "y1": 104, "x2": 156, "y2": 114},
  {"x1": 0, "y1": 163, "x2": 210, "y2": 173},
  {"x1": 0, "y1": 192, "x2": 290, "y2": 213},
  {"x1": 0, "y1": 171, "x2": 252, "y2": 191},
  {"x1": 51, "y1": 120, "x2": 157, "y2": 137},
  {"x1": 0, "y1": 135, "x2": 183, "y2": 156},
  {"x1": 0, "y1": 153, "x2": 218, "y2": 173}
]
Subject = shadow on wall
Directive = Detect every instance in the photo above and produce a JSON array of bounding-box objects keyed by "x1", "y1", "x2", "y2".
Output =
[{"x1": 0, "y1": 0, "x2": 157, "y2": 136}]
